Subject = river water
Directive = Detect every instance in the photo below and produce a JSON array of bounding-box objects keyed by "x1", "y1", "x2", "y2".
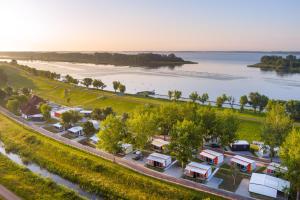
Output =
[
  {"x1": 2, "y1": 52, "x2": 300, "y2": 101},
  {"x1": 0, "y1": 141, "x2": 103, "y2": 200}
]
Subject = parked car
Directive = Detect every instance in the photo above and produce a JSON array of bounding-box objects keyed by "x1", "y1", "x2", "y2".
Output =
[{"x1": 132, "y1": 151, "x2": 143, "y2": 160}]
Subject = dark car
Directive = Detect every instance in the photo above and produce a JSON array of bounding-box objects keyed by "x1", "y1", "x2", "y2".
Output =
[{"x1": 132, "y1": 151, "x2": 143, "y2": 160}]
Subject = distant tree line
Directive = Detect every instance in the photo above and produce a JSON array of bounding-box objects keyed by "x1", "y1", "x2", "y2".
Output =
[
  {"x1": 10, "y1": 60, "x2": 60, "y2": 80},
  {"x1": 249, "y1": 55, "x2": 300, "y2": 72},
  {"x1": 1, "y1": 52, "x2": 195, "y2": 67}
]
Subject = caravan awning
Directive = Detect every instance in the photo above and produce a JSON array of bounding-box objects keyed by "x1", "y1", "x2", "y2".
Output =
[
  {"x1": 200, "y1": 151, "x2": 216, "y2": 160},
  {"x1": 231, "y1": 157, "x2": 249, "y2": 166}
]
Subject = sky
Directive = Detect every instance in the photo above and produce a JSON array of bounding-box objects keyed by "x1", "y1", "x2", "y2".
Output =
[{"x1": 0, "y1": 0, "x2": 300, "y2": 51}]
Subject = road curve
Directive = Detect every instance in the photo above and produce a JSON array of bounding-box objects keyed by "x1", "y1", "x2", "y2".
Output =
[{"x1": 0, "y1": 106, "x2": 254, "y2": 200}]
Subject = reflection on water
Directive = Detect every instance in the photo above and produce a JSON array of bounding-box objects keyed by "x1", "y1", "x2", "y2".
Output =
[
  {"x1": 0, "y1": 142, "x2": 103, "y2": 200},
  {"x1": 1, "y1": 52, "x2": 300, "y2": 100}
]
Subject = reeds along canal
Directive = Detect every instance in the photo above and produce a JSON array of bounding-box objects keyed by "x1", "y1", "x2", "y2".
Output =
[{"x1": 0, "y1": 141, "x2": 103, "y2": 200}]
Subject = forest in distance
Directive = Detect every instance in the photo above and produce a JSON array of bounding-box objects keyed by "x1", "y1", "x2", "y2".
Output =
[
  {"x1": 0, "y1": 52, "x2": 196, "y2": 68},
  {"x1": 248, "y1": 54, "x2": 300, "y2": 73}
]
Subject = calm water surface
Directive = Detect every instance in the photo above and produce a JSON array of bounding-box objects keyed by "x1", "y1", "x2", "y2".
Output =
[{"x1": 6, "y1": 52, "x2": 300, "y2": 100}]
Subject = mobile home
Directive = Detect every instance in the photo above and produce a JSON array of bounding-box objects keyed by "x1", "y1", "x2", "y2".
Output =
[{"x1": 199, "y1": 149, "x2": 224, "y2": 165}]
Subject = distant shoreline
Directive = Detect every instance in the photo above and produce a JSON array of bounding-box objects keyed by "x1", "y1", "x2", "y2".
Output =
[{"x1": 0, "y1": 52, "x2": 196, "y2": 68}]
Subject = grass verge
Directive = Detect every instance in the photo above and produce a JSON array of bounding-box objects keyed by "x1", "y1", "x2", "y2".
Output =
[{"x1": 0, "y1": 154, "x2": 83, "y2": 200}]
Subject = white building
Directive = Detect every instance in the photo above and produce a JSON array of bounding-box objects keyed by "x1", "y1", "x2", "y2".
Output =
[
  {"x1": 80, "y1": 110, "x2": 93, "y2": 117},
  {"x1": 184, "y1": 162, "x2": 212, "y2": 180},
  {"x1": 151, "y1": 139, "x2": 170, "y2": 152},
  {"x1": 89, "y1": 120, "x2": 100, "y2": 130},
  {"x1": 199, "y1": 149, "x2": 224, "y2": 165},
  {"x1": 53, "y1": 122, "x2": 63, "y2": 130},
  {"x1": 90, "y1": 134, "x2": 99, "y2": 144},
  {"x1": 267, "y1": 162, "x2": 288, "y2": 175},
  {"x1": 146, "y1": 153, "x2": 172, "y2": 168},
  {"x1": 231, "y1": 155, "x2": 256, "y2": 172},
  {"x1": 249, "y1": 173, "x2": 290, "y2": 198},
  {"x1": 121, "y1": 143, "x2": 133, "y2": 154},
  {"x1": 68, "y1": 126, "x2": 83, "y2": 136}
]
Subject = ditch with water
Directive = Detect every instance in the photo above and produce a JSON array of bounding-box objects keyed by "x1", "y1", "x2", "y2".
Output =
[{"x1": 0, "y1": 141, "x2": 103, "y2": 200}]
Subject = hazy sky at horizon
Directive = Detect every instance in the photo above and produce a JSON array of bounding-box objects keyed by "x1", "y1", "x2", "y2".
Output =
[{"x1": 1, "y1": 0, "x2": 300, "y2": 51}]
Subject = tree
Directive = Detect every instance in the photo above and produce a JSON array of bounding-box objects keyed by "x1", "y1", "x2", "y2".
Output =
[
  {"x1": 112, "y1": 81, "x2": 120, "y2": 92},
  {"x1": 0, "y1": 69, "x2": 8, "y2": 86},
  {"x1": 262, "y1": 103, "x2": 293, "y2": 161},
  {"x1": 6, "y1": 99, "x2": 20, "y2": 114},
  {"x1": 258, "y1": 95, "x2": 269, "y2": 112},
  {"x1": 239, "y1": 95, "x2": 248, "y2": 112},
  {"x1": 21, "y1": 87, "x2": 31, "y2": 96},
  {"x1": 248, "y1": 92, "x2": 260, "y2": 112},
  {"x1": 280, "y1": 129, "x2": 300, "y2": 200},
  {"x1": 0, "y1": 89, "x2": 6, "y2": 102},
  {"x1": 61, "y1": 112, "x2": 73, "y2": 128},
  {"x1": 39, "y1": 103, "x2": 51, "y2": 121},
  {"x1": 98, "y1": 115, "x2": 126, "y2": 154},
  {"x1": 170, "y1": 120, "x2": 201, "y2": 168},
  {"x1": 69, "y1": 110, "x2": 82, "y2": 125},
  {"x1": 156, "y1": 103, "x2": 183, "y2": 136},
  {"x1": 173, "y1": 90, "x2": 182, "y2": 101},
  {"x1": 197, "y1": 107, "x2": 218, "y2": 144},
  {"x1": 189, "y1": 92, "x2": 198, "y2": 103},
  {"x1": 82, "y1": 78, "x2": 93, "y2": 88},
  {"x1": 198, "y1": 93, "x2": 209, "y2": 104},
  {"x1": 168, "y1": 90, "x2": 173, "y2": 100},
  {"x1": 4, "y1": 86, "x2": 13, "y2": 96},
  {"x1": 127, "y1": 110, "x2": 157, "y2": 150},
  {"x1": 216, "y1": 96, "x2": 225, "y2": 108},
  {"x1": 83, "y1": 121, "x2": 96, "y2": 136},
  {"x1": 286, "y1": 100, "x2": 300, "y2": 120},
  {"x1": 93, "y1": 79, "x2": 106, "y2": 90},
  {"x1": 227, "y1": 96, "x2": 235, "y2": 109},
  {"x1": 217, "y1": 111, "x2": 239, "y2": 147},
  {"x1": 91, "y1": 107, "x2": 114, "y2": 121},
  {"x1": 119, "y1": 84, "x2": 126, "y2": 93}
]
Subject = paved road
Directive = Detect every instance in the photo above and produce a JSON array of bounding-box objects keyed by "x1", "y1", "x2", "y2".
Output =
[
  {"x1": 0, "y1": 185, "x2": 22, "y2": 200},
  {"x1": 0, "y1": 106, "x2": 255, "y2": 200}
]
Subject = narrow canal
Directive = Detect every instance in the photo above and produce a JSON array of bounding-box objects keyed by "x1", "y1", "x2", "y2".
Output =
[{"x1": 0, "y1": 141, "x2": 103, "y2": 200}]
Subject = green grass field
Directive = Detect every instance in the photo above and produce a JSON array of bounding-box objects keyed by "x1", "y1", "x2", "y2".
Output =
[
  {"x1": 0, "y1": 114, "x2": 224, "y2": 200},
  {"x1": 0, "y1": 154, "x2": 83, "y2": 200}
]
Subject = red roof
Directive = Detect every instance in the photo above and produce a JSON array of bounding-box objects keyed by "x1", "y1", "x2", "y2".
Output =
[{"x1": 21, "y1": 95, "x2": 45, "y2": 115}]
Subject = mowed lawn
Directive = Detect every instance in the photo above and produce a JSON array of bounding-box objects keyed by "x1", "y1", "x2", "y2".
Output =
[{"x1": 0, "y1": 62, "x2": 264, "y2": 141}]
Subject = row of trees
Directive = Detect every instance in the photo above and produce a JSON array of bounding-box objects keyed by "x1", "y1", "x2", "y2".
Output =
[
  {"x1": 64, "y1": 75, "x2": 126, "y2": 94},
  {"x1": 10, "y1": 60, "x2": 60, "y2": 80},
  {"x1": 98, "y1": 103, "x2": 240, "y2": 167}
]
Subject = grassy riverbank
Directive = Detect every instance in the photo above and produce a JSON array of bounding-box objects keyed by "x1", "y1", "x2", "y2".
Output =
[
  {"x1": 0, "y1": 114, "x2": 224, "y2": 200},
  {"x1": 0, "y1": 62, "x2": 266, "y2": 142},
  {"x1": 0, "y1": 154, "x2": 83, "y2": 200}
]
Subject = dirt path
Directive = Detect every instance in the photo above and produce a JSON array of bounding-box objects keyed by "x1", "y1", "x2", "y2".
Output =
[{"x1": 0, "y1": 185, "x2": 21, "y2": 200}]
